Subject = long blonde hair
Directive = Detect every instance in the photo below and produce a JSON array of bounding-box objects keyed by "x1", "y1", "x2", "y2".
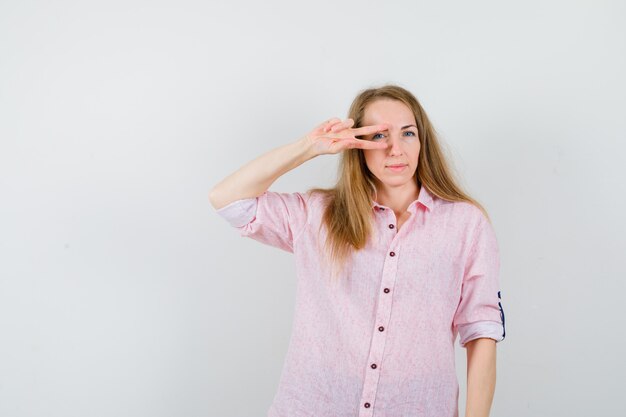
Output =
[{"x1": 307, "y1": 84, "x2": 490, "y2": 281}]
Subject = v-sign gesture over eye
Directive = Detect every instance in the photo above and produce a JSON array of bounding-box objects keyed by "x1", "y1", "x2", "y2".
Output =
[{"x1": 304, "y1": 117, "x2": 390, "y2": 156}]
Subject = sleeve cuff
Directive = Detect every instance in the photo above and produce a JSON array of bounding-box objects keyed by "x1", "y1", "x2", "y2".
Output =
[
  {"x1": 215, "y1": 197, "x2": 258, "y2": 228},
  {"x1": 457, "y1": 320, "x2": 505, "y2": 348}
]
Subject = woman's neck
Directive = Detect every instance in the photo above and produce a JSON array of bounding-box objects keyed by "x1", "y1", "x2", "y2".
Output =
[{"x1": 374, "y1": 182, "x2": 421, "y2": 214}]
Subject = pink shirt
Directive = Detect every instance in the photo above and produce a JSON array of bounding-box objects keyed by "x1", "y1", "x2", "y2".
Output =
[{"x1": 215, "y1": 184, "x2": 506, "y2": 417}]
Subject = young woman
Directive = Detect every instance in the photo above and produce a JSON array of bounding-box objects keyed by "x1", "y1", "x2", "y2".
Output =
[{"x1": 209, "y1": 84, "x2": 506, "y2": 417}]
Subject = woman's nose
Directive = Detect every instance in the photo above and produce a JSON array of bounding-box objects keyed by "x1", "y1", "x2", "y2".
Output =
[{"x1": 386, "y1": 134, "x2": 403, "y2": 154}]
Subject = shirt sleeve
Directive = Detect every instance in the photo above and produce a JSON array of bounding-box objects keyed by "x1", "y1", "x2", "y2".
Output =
[
  {"x1": 214, "y1": 190, "x2": 310, "y2": 253},
  {"x1": 453, "y1": 213, "x2": 507, "y2": 348}
]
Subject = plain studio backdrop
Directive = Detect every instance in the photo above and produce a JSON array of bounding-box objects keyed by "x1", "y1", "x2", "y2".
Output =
[{"x1": 1, "y1": 0, "x2": 625, "y2": 416}]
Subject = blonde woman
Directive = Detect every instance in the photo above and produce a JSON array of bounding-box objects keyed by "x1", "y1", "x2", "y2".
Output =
[{"x1": 209, "y1": 84, "x2": 506, "y2": 417}]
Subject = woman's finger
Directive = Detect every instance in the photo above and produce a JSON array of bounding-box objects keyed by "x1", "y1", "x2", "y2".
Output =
[
  {"x1": 327, "y1": 138, "x2": 387, "y2": 152},
  {"x1": 317, "y1": 117, "x2": 342, "y2": 132},
  {"x1": 323, "y1": 118, "x2": 342, "y2": 130},
  {"x1": 324, "y1": 118, "x2": 347, "y2": 133},
  {"x1": 348, "y1": 138, "x2": 389, "y2": 150},
  {"x1": 351, "y1": 123, "x2": 389, "y2": 138},
  {"x1": 329, "y1": 118, "x2": 354, "y2": 133}
]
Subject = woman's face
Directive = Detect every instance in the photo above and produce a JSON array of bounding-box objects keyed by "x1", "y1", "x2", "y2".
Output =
[{"x1": 361, "y1": 99, "x2": 421, "y2": 192}]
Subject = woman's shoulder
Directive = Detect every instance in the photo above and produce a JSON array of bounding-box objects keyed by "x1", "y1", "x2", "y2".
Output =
[
  {"x1": 436, "y1": 197, "x2": 487, "y2": 225},
  {"x1": 302, "y1": 188, "x2": 334, "y2": 209}
]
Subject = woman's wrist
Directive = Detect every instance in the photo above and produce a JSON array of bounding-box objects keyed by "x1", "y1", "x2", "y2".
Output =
[{"x1": 296, "y1": 135, "x2": 318, "y2": 162}]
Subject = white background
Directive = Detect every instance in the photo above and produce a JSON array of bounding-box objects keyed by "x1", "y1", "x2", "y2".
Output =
[{"x1": 1, "y1": 0, "x2": 625, "y2": 416}]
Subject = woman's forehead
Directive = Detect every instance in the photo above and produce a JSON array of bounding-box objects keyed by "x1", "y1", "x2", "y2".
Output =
[{"x1": 362, "y1": 100, "x2": 415, "y2": 126}]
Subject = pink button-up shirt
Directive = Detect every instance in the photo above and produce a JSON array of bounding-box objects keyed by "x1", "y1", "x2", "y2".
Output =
[{"x1": 215, "y1": 184, "x2": 506, "y2": 417}]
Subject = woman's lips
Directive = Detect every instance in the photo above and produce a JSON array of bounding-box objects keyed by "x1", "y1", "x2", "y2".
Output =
[{"x1": 386, "y1": 164, "x2": 407, "y2": 172}]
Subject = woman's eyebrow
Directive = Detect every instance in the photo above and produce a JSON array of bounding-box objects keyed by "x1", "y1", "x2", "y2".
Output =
[{"x1": 377, "y1": 124, "x2": 417, "y2": 131}]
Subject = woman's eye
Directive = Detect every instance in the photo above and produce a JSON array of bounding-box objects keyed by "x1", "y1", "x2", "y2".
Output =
[{"x1": 372, "y1": 131, "x2": 415, "y2": 140}]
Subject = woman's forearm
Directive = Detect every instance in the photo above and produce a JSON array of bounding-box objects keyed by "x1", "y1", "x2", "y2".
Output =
[
  {"x1": 209, "y1": 136, "x2": 315, "y2": 210},
  {"x1": 465, "y1": 338, "x2": 497, "y2": 417}
]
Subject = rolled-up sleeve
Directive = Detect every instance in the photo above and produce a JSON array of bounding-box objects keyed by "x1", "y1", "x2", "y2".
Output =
[
  {"x1": 214, "y1": 190, "x2": 310, "y2": 253},
  {"x1": 453, "y1": 214, "x2": 506, "y2": 348}
]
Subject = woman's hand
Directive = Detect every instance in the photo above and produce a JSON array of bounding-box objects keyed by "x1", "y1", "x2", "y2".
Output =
[{"x1": 304, "y1": 117, "x2": 389, "y2": 157}]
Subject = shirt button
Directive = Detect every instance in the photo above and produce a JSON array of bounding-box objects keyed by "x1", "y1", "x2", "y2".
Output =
[
  {"x1": 383, "y1": 288, "x2": 390, "y2": 293},
  {"x1": 388, "y1": 224, "x2": 394, "y2": 229},
  {"x1": 378, "y1": 326, "x2": 385, "y2": 332},
  {"x1": 389, "y1": 251, "x2": 395, "y2": 257},
  {"x1": 371, "y1": 363, "x2": 377, "y2": 369},
  {"x1": 364, "y1": 402, "x2": 371, "y2": 408}
]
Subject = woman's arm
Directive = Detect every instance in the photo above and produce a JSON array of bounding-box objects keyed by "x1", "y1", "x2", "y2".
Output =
[
  {"x1": 209, "y1": 136, "x2": 315, "y2": 210},
  {"x1": 464, "y1": 337, "x2": 497, "y2": 417},
  {"x1": 208, "y1": 118, "x2": 389, "y2": 210}
]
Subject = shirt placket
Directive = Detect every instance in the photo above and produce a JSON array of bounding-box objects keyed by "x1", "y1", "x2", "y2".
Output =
[{"x1": 359, "y1": 208, "x2": 403, "y2": 416}]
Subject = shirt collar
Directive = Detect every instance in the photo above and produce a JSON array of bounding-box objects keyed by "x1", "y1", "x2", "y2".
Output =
[{"x1": 371, "y1": 184, "x2": 434, "y2": 213}]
